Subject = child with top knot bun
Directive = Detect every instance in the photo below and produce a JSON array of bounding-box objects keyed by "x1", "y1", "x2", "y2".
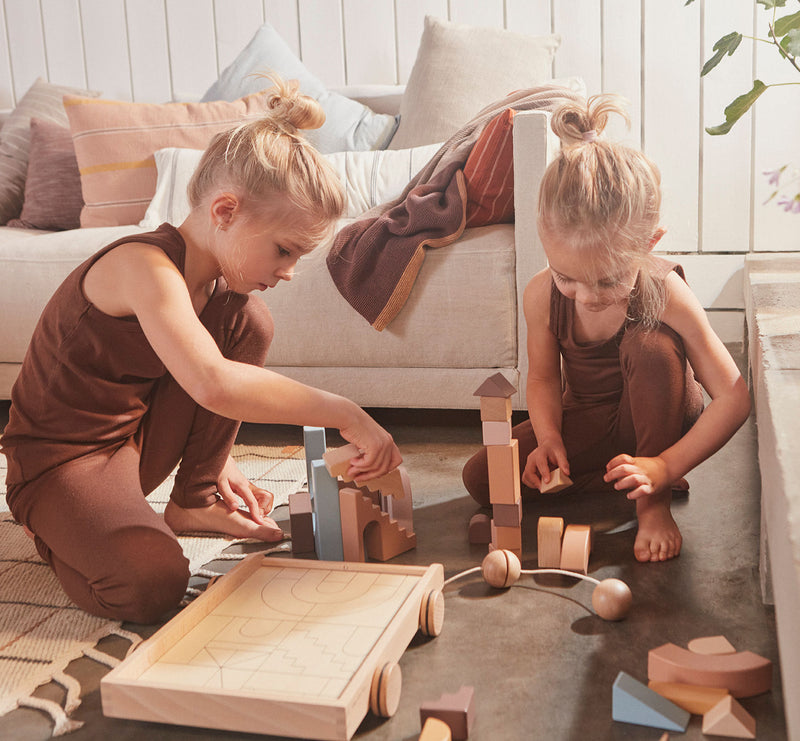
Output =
[
  {"x1": 463, "y1": 94, "x2": 751, "y2": 563},
  {"x1": 1, "y1": 76, "x2": 402, "y2": 623}
]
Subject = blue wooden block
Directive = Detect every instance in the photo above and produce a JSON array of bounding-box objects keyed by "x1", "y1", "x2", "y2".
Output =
[
  {"x1": 311, "y1": 459, "x2": 344, "y2": 561},
  {"x1": 303, "y1": 426, "x2": 326, "y2": 500},
  {"x1": 612, "y1": 671, "x2": 690, "y2": 732}
]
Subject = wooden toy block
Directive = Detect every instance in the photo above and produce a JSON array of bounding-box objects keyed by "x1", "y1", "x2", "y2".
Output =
[
  {"x1": 303, "y1": 426, "x2": 327, "y2": 498},
  {"x1": 288, "y1": 491, "x2": 316, "y2": 556},
  {"x1": 687, "y1": 635, "x2": 736, "y2": 655},
  {"x1": 647, "y1": 643, "x2": 772, "y2": 698},
  {"x1": 420, "y1": 685, "x2": 475, "y2": 740},
  {"x1": 479, "y1": 395, "x2": 512, "y2": 422},
  {"x1": 702, "y1": 694, "x2": 756, "y2": 738},
  {"x1": 538, "y1": 468, "x2": 573, "y2": 493},
  {"x1": 339, "y1": 488, "x2": 416, "y2": 562},
  {"x1": 385, "y1": 479, "x2": 414, "y2": 534},
  {"x1": 559, "y1": 524, "x2": 592, "y2": 574},
  {"x1": 482, "y1": 420, "x2": 512, "y2": 446},
  {"x1": 486, "y1": 440, "x2": 521, "y2": 505},
  {"x1": 537, "y1": 516, "x2": 564, "y2": 568},
  {"x1": 473, "y1": 372, "x2": 516, "y2": 398},
  {"x1": 612, "y1": 671, "x2": 690, "y2": 732},
  {"x1": 491, "y1": 520, "x2": 522, "y2": 552},
  {"x1": 323, "y1": 443, "x2": 361, "y2": 478},
  {"x1": 311, "y1": 459, "x2": 344, "y2": 561},
  {"x1": 468, "y1": 513, "x2": 492, "y2": 544},
  {"x1": 492, "y1": 501, "x2": 522, "y2": 527},
  {"x1": 647, "y1": 680, "x2": 729, "y2": 715},
  {"x1": 102, "y1": 556, "x2": 444, "y2": 740},
  {"x1": 354, "y1": 465, "x2": 410, "y2": 500},
  {"x1": 419, "y1": 716, "x2": 452, "y2": 741}
]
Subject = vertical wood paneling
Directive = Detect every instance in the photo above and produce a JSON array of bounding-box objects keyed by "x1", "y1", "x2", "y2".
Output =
[
  {"x1": 343, "y1": 0, "x2": 396, "y2": 84},
  {"x1": 643, "y1": 0, "x2": 700, "y2": 253},
  {"x1": 0, "y1": 3, "x2": 16, "y2": 108},
  {"x1": 602, "y1": 0, "x2": 641, "y2": 147},
  {"x1": 3, "y1": 0, "x2": 45, "y2": 101},
  {"x1": 265, "y1": 0, "x2": 301, "y2": 57},
  {"x1": 213, "y1": 0, "x2": 263, "y2": 73},
  {"x1": 449, "y1": 0, "x2": 503, "y2": 28},
  {"x1": 395, "y1": 0, "x2": 447, "y2": 83},
  {"x1": 752, "y1": 5, "x2": 800, "y2": 252},
  {"x1": 505, "y1": 0, "x2": 552, "y2": 38},
  {"x1": 40, "y1": 0, "x2": 85, "y2": 89},
  {"x1": 298, "y1": 0, "x2": 345, "y2": 87},
  {"x1": 126, "y1": 0, "x2": 172, "y2": 103},
  {"x1": 552, "y1": 0, "x2": 601, "y2": 95},
  {"x1": 80, "y1": 0, "x2": 132, "y2": 100},
  {"x1": 165, "y1": 0, "x2": 217, "y2": 99},
  {"x1": 702, "y1": 0, "x2": 753, "y2": 253}
]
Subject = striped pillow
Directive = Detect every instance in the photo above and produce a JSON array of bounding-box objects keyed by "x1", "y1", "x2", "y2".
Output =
[
  {"x1": 463, "y1": 108, "x2": 516, "y2": 228},
  {"x1": 64, "y1": 93, "x2": 270, "y2": 228}
]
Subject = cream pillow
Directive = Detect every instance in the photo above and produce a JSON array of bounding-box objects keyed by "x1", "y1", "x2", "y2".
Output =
[{"x1": 389, "y1": 16, "x2": 560, "y2": 149}]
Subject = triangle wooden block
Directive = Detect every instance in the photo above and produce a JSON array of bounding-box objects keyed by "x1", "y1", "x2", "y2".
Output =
[
  {"x1": 473, "y1": 372, "x2": 517, "y2": 398},
  {"x1": 702, "y1": 695, "x2": 756, "y2": 738},
  {"x1": 612, "y1": 672, "x2": 690, "y2": 732}
]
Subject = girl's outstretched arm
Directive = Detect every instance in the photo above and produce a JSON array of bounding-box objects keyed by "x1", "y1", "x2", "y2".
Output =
[{"x1": 605, "y1": 272, "x2": 751, "y2": 498}]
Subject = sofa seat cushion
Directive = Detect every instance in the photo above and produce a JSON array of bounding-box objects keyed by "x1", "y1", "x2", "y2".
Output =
[{"x1": 264, "y1": 222, "x2": 517, "y2": 369}]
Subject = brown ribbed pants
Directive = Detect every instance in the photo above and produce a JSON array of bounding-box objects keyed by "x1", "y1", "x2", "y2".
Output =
[
  {"x1": 9, "y1": 293, "x2": 273, "y2": 624},
  {"x1": 463, "y1": 325, "x2": 704, "y2": 506}
]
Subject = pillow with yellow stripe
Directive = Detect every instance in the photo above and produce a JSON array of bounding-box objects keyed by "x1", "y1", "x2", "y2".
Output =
[{"x1": 64, "y1": 93, "x2": 269, "y2": 228}]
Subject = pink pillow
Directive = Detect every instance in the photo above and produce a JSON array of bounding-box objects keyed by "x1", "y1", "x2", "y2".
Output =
[
  {"x1": 7, "y1": 118, "x2": 83, "y2": 231},
  {"x1": 64, "y1": 93, "x2": 271, "y2": 228}
]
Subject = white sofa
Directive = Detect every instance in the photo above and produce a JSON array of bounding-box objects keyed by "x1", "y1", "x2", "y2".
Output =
[{"x1": 0, "y1": 93, "x2": 556, "y2": 410}]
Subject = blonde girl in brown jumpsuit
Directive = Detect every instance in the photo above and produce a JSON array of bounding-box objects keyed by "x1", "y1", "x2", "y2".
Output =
[
  {"x1": 1, "y1": 79, "x2": 402, "y2": 623},
  {"x1": 463, "y1": 95, "x2": 751, "y2": 563}
]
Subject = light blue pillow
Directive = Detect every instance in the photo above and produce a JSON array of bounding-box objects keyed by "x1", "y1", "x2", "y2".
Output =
[{"x1": 202, "y1": 22, "x2": 398, "y2": 153}]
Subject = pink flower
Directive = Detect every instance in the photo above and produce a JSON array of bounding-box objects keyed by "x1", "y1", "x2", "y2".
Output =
[
  {"x1": 764, "y1": 168, "x2": 783, "y2": 186},
  {"x1": 777, "y1": 195, "x2": 800, "y2": 214}
]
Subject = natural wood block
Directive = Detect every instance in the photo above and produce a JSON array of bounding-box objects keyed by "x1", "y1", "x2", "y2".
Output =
[
  {"x1": 537, "y1": 516, "x2": 564, "y2": 568},
  {"x1": 288, "y1": 491, "x2": 315, "y2": 556},
  {"x1": 420, "y1": 685, "x2": 475, "y2": 741},
  {"x1": 312, "y1": 459, "x2": 344, "y2": 561},
  {"x1": 559, "y1": 524, "x2": 592, "y2": 574},
  {"x1": 303, "y1": 426, "x2": 326, "y2": 498},
  {"x1": 687, "y1": 635, "x2": 736, "y2": 655},
  {"x1": 538, "y1": 468, "x2": 573, "y2": 494},
  {"x1": 482, "y1": 420, "x2": 512, "y2": 446},
  {"x1": 419, "y1": 716, "x2": 452, "y2": 741},
  {"x1": 648, "y1": 680, "x2": 729, "y2": 715},
  {"x1": 473, "y1": 372, "x2": 516, "y2": 398},
  {"x1": 339, "y1": 488, "x2": 416, "y2": 563},
  {"x1": 486, "y1": 440, "x2": 521, "y2": 505},
  {"x1": 467, "y1": 513, "x2": 491, "y2": 544},
  {"x1": 492, "y1": 501, "x2": 522, "y2": 528},
  {"x1": 479, "y1": 396, "x2": 512, "y2": 422},
  {"x1": 354, "y1": 465, "x2": 410, "y2": 501},
  {"x1": 491, "y1": 520, "x2": 522, "y2": 551},
  {"x1": 612, "y1": 671, "x2": 690, "y2": 732},
  {"x1": 702, "y1": 695, "x2": 756, "y2": 738},
  {"x1": 323, "y1": 443, "x2": 361, "y2": 478}
]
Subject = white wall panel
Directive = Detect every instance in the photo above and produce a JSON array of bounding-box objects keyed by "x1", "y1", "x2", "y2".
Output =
[
  {"x1": 126, "y1": 0, "x2": 172, "y2": 103},
  {"x1": 505, "y1": 0, "x2": 552, "y2": 38},
  {"x1": 214, "y1": 0, "x2": 264, "y2": 73},
  {"x1": 449, "y1": 0, "x2": 503, "y2": 29},
  {"x1": 165, "y1": 0, "x2": 217, "y2": 100},
  {"x1": 395, "y1": 0, "x2": 447, "y2": 83},
  {"x1": 702, "y1": 0, "x2": 754, "y2": 254},
  {"x1": 298, "y1": 0, "x2": 345, "y2": 87},
  {"x1": 602, "y1": 0, "x2": 641, "y2": 147},
  {"x1": 3, "y1": 0, "x2": 45, "y2": 101},
  {"x1": 41, "y1": 0, "x2": 85, "y2": 89},
  {"x1": 80, "y1": 0, "x2": 132, "y2": 100},
  {"x1": 643, "y1": 0, "x2": 700, "y2": 254},
  {"x1": 343, "y1": 0, "x2": 396, "y2": 85},
  {"x1": 265, "y1": 0, "x2": 301, "y2": 57},
  {"x1": 552, "y1": 0, "x2": 601, "y2": 96}
]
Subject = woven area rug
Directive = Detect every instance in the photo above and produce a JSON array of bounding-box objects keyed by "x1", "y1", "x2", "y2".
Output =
[{"x1": 0, "y1": 442, "x2": 306, "y2": 735}]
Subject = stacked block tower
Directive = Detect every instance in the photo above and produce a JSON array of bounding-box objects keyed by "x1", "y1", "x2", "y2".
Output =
[{"x1": 474, "y1": 373, "x2": 522, "y2": 557}]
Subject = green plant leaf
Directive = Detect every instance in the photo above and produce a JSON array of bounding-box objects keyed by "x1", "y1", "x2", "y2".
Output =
[
  {"x1": 757, "y1": 0, "x2": 788, "y2": 9},
  {"x1": 784, "y1": 28, "x2": 800, "y2": 55},
  {"x1": 701, "y1": 32, "x2": 743, "y2": 76},
  {"x1": 774, "y1": 10, "x2": 800, "y2": 36},
  {"x1": 706, "y1": 80, "x2": 768, "y2": 135}
]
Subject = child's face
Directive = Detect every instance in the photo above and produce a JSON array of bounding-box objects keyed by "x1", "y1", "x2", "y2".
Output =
[{"x1": 541, "y1": 228, "x2": 638, "y2": 313}]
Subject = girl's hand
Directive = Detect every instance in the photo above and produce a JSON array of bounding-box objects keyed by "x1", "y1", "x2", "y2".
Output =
[
  {"x1": 217, "y1": 455, "x2": 277, "y2": 526},
  {"x1": 522, "y1": 437, "x2": 570, "y2": 491},
  {"x1": 338, "y1": 412, "x2": 402, "y2": 482},
  {"x1": 604, "y1": 454, "x2": 670, "y2": 500}
]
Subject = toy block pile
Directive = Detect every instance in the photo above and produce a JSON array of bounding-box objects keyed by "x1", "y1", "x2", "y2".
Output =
[
  {"x1": 537, "y1": 516, "x2": 592, "y2": 574},
  {"x1": 288, "y1": 426, "x2": 416, "y2": 563},
  {"x1": 471, "y1": 373, "x2": 522, "y2": 556},
  {"x1": 612, "y1": 635, "x2": 771, "y2": 737}
]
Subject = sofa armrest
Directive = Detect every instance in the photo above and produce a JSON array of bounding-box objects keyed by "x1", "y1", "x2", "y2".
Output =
[{"x1": 512, "y1": 109, "x2": 559, "y2": 409}]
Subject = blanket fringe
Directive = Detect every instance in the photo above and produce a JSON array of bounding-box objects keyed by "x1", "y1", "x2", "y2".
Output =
[
  {"x1": 52, "y1": 671, "x2": 82, "y2": 714},
  {"x1": 17, "y1": 696, "x2": 84, "y2": 736},
  {"x1": 82, "y1": 647, "x2": 120, "y2": 668}
]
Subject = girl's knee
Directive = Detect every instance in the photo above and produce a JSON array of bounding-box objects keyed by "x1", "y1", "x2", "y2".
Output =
[
  {"x1": 620, "y1": 326, "x2": 686, "y2": 380},
  {"x1": 462, "y1": 449, "x2": 491, "y2": 507}
]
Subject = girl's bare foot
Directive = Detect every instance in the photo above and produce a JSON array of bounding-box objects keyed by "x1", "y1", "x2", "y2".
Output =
[
  {"x1": 634, "y1": 495, "x2": 682, "y2": 562},
  {"x1": 164, "y1": 499, "x2": 285, "y2": 542}
]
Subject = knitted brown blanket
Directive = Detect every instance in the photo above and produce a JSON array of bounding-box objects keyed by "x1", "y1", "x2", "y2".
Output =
[{"x1": 326, "y1": 84, "x2": 583, "y2": 331}]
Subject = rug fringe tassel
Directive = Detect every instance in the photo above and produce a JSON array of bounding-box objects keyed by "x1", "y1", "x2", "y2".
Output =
[
  {"x1": 82, "y1": 647, "x2": 120, "y2": 668},
  {"x1": 17, "y1": 696, "x2": 84, "y2": 736},
  {"x1": 52, "y1": 671, "x2": 82, "y2": 714}
]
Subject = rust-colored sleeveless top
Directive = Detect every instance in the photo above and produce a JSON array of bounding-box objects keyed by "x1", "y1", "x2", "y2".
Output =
[
  {"x1": 2, "y1": 223, "x2": 188, "y2": 487},
  {"x1": 549, "y1": 257, "x2": 685, "y2": 411}
]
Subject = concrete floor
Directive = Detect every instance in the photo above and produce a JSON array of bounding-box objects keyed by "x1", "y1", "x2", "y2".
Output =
[{"x1": 0, "y1": 352, "x2": 789, "y2": 740}]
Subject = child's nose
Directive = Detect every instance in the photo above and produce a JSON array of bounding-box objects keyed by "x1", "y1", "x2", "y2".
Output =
[{"x1": 277, "y1": 267, "x2": 293, "y2": 281}]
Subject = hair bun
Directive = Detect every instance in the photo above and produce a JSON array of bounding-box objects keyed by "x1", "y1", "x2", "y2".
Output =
[
  {"x1": 259, "y1": 74, "x2": 326, "y2": 132},
  {"x1": 551, "y1": 93, "x2": 630, "y2": 146}
]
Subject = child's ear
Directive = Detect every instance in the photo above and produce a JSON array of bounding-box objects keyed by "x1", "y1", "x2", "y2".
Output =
[
  {"x1": 210, "y1": 192, "x2": 240, "y2": 229},
  {"x1": 648, "y1": 226, "x2": 667, "y2": 251}
]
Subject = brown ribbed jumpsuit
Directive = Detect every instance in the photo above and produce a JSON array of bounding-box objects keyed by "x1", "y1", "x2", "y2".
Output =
[
  {"x1": 1, "y1": 224, "x2": 274, "y2": 623},
  {"x1": 462, "y1": 259, "x2": 705, "y2": 505}
]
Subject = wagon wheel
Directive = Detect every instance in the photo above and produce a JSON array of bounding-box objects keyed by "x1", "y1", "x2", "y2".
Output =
[
  {"x1": 418, "y1": 589, "x2": 445, "y2": 637},
  {"x1": 369, "y1": 662, "x2": 402, "y2": 718}
]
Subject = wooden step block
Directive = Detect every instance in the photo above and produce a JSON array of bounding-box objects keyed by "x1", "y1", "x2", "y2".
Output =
[
  {"x1": 702, "y1": 695, "x2": 756, "y2": 738},
  {"x1": 537, "y1": 516, "x2": 564, "y2": 568},
  {"x1": 612, "y1": 671, "x2": 690, "y2": 732},
  {"x1": 339, "y1": 488, "x2": 416, "y2": 562},
  {"x1": 322, "y1": 442, "x2": 360, "y2": 478}
]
